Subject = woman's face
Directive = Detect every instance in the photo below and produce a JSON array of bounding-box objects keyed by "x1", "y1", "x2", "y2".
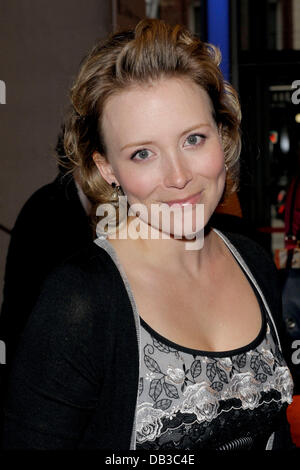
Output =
[{"x1": 94, "y1": 76, "x2": 226, "y2": 237}]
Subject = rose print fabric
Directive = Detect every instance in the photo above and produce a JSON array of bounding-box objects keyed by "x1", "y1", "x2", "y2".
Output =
[{"x1": 136, "y1": 296, "x2": 293, "y2": 450}]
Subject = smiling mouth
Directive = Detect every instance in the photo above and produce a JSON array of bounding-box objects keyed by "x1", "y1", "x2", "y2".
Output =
[{"x1": 164, "y1": 191, "x2": 203, "y2": 207}]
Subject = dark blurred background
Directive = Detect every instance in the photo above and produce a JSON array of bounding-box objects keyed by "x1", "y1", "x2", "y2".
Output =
[{"x1": 1, "y1": 0, "x2": 300, "y2": 302}]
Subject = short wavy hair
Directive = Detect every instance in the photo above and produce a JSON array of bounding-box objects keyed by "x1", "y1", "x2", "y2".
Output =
[{"x1": 63, "y1": 18, "x2": 242, "y2": 221}]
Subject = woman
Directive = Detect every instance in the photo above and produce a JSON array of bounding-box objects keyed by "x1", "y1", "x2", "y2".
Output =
[{"x1": 2, "y1": 19, "x2": 294, "y2": 450}]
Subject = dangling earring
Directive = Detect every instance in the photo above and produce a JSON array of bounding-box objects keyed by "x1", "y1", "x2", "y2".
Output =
[
  {"x1": 111, "y1": 182, "x2": 123, "y2": 206},
  {"x1": 224, "y1": 163, "x2": 228, "y2": 172}
]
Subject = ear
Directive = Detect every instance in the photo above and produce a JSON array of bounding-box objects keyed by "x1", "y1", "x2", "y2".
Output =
[{"x1": 92, "y1": 151, "x2": 120, "y2": 186}]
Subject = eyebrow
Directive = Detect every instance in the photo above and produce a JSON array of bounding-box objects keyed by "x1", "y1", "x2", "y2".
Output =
[{"x1": 120, "y1": 123, "x2": 212, "y2": 151}]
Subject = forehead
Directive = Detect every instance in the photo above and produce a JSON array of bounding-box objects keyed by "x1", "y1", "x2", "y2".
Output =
[{"x1": 101, "y1": 77, "x2": 215, "y2": 140}]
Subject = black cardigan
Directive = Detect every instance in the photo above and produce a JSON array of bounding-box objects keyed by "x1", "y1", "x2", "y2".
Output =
[{"x1": 1, "y1": 231, "x2": 294, "y2": 449}]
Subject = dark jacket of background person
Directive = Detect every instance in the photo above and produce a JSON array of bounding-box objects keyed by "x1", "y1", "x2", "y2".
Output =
[
  {"x1": 1, "y1": 231, "x2": 294, "y2": 450},
  {"x1": 0, "y1": 171, "x2": 93, "y2": 438}
]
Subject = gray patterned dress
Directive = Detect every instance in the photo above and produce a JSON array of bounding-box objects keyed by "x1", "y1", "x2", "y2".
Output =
[{"x1": 136, "y1": 288, "x2": 294, "y2": 450}]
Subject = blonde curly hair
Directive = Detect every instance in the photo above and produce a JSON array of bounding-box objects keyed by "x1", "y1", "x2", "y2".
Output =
[{"x1": 63, "y1": 18, "x2": 242, "y2": 226}]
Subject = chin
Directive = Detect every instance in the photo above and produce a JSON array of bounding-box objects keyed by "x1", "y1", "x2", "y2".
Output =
[{"x1": 161, "y1": 204, "x2": 205, "y2": 240}]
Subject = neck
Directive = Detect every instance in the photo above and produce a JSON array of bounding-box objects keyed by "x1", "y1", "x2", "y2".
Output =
[{"x1": 107, "y1": 216, "x2": 223, "y2": 277}]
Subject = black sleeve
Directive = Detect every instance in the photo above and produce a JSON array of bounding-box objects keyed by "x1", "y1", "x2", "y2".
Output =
[{"x1": 1, "y1": 261, "x2": 111, "y2": 449}]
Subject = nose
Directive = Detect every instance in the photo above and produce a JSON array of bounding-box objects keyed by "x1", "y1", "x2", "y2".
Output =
[{"x1": 162, "y1": 152, "x2": 193, "y2": 189}]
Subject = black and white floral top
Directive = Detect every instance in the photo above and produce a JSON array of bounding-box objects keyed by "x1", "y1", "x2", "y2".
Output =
[{"x1": 136, "y1": 289, "x2": 294, "y2": 450}]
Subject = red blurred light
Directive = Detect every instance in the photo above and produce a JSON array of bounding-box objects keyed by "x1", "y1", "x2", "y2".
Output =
[{"x1": 269, "y1": 131, "x2": 278, "y2": 144}]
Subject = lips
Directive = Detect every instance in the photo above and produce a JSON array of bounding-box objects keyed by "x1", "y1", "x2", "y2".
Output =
[{"x1": 165, "y1": 191, "x2": 203, "y2": 207}]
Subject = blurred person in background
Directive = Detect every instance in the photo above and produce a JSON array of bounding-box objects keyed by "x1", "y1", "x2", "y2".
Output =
[{"x1": 0, "y1": 128, "x2": 93, "y2": 437}]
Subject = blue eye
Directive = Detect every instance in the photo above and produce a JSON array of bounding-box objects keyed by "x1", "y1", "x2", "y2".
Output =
[
  {"x1": 131, "y1": 149, "x2": 152, "y2": 161},
  {"x1": 184, "y1": 134, "x2": 205, "y2": 147}
]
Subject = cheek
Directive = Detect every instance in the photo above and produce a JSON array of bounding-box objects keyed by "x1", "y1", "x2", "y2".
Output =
[
  {"x1": 199, "y1": 146, "x2": 225, "y2": 178},
  {"x1": 117, "y1": 167, "x2": 158, "y2": 203}
]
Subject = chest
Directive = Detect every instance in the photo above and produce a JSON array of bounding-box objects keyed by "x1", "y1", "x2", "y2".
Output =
[{"x1": 126, "y1": 258, "x2": 263, "y2": 353}]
